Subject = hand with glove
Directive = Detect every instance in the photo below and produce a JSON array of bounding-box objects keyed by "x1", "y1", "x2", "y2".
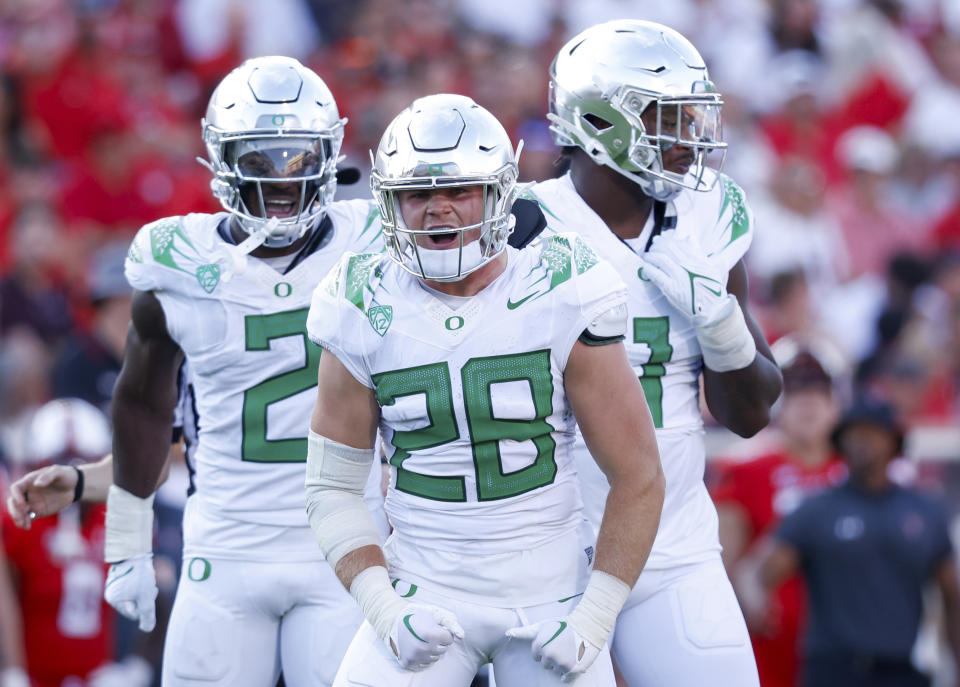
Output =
[
  {"x1": 640, "y1": 230, "x2": 756, "y2": 372},
  {"x1": 351, "y1": 566, "x2": 464, "y2": 671},
  {"x1": 640, "y1": 231, "x2": 729, "y2": 326},
  {"x1": 385, "y1": 602, "x2": 465, "y2": 670},
  {"x1": 506, "y1": 570, "x2": 630, "y2": 683},
  {"x1": 104, "y1": 553, "x2": 158, "y2": 632},
  {"x1": 507, "y1": 618, "x2": 601, "y2": 683},
  {"x1": 103, "y1": 485, "x2": 157, "y2": 632}
]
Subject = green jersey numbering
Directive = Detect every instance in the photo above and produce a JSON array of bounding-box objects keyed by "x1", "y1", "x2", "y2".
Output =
[{"x1": 373, "y1": 349, "x2": 558, "y2": 502}]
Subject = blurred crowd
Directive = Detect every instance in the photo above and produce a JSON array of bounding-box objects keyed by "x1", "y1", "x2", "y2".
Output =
[{"x1": 0, "y1": 0, "x2": 959, "y2": 686}]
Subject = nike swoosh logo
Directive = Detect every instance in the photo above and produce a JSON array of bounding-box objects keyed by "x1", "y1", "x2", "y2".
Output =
[
  {"x1": 106, "y1": 565, "x2": 134, "y2": 586},
  {"x1": 688, "y1": 273, "x2": 723, "y2": 314},
  {"x1": 507, "y1": 293, "x2": 537, "y2": 310},
  {"x1": 403, "y1": 614, "x2": 426, "y2": 642},
  {"x1": 542, "y1": 621, "x2": 567, "y2": 648}
]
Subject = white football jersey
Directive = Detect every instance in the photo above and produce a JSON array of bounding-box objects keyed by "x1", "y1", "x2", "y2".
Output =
[
  {"x1": 527, "y1": 171, "x2": 755, "y2": 569},
  {"x1": 307, "y1": 235, "x2": 627, "y2": 605},
  {"x1": 125, "y1": 200, "x2": 382, "y2": 560}
]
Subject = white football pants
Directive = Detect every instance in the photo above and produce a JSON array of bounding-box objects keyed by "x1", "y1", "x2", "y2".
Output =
[
  {"x1": 161, "y1": 556, "x2": 362, "y2": 687},
  {"x1": 333, "y1": 580, "x2": 616, "y2": 687},
  {"x1": 611, "y1": 556, "x2": 760, "y2": 687}
]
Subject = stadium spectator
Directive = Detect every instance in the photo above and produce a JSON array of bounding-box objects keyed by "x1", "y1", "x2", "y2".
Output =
[
  {"x1": 713, "y1": 337, "x2": 849, "y2": 687},
  {"x1": 51, "y1": 242, "x2": 131, "y2": 412},
  {"x1": 1, "y1": 398, "x2": 150, "y2": 687},
  {"x1": 753, "y1": 396, "x2": 960, "y2": 687}
]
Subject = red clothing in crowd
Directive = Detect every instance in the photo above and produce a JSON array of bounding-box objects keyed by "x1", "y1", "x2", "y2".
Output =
[
  {"x1": 712, "y1": 453, "x2": 847, "y2": 687},
  {"x1": 1, "y1": 505, "x2": 114, "y2": 687}
]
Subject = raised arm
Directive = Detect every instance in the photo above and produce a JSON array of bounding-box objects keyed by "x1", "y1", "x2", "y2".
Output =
[
  {"x1": 702, "y1": 260, "x2": 783, "y2": 437},
  {"x1": 305, "y1": 350, "x2": 463, "y2": 672}
]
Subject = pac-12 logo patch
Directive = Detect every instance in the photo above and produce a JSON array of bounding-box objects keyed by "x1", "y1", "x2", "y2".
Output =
[{"x1": 368, "y1": 303, "x2": 393, "y2": 337}]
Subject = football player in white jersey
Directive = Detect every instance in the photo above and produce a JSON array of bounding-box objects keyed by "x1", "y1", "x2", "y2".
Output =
[
  {"x1": 526, "y1": 20, "x2": 784, "y2": 687},
  {"x1": 303, "y1": 94, "x2": 665, "y2": 687},
  {"x1": 101, "y1": 57, "x2": 386, "y2": 687}
]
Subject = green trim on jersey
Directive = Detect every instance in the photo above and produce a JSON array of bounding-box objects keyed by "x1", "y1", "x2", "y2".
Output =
[
  {"x1": 357, "y1": 205, "x2": 383, "y2": 250},
  {"x1": 717, "y1": 174, "x2": 750, "y2": 251},
  {"x1": 148, "y1": 217, "x2": 195, "y2": 272},
  {"x1": 507, "y1": 234, "x2": 600, "y2": 310},
  {"x1": 344, "y1": 253, "x2": 385, "y2": 312}
]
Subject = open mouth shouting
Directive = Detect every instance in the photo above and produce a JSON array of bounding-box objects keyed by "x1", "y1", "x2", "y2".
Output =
[{"x1": 423, "y1": 227, "x2": 460, "y2": 249}]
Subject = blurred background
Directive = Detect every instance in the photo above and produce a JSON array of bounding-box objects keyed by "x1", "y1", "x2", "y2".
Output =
[{"x1": 0, "y1": 0, "x2": 958, "y2": 686}]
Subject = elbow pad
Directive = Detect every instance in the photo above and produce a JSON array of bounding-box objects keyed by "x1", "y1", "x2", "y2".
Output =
[{"x1": 304, "y1": 431, "x2": 380, "y2": 569}]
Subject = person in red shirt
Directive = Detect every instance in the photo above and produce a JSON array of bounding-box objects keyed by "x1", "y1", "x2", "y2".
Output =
[
  {"x1": 0, "y1": 399, "x2": 121, "y2": 687},
  {"x1": 712, "y1": 337, "x2": 849, "y2": 687}
]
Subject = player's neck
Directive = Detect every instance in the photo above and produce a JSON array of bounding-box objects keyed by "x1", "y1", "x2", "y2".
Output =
[
  {"x1": 422, "y1": 251, "x2": 508, "y2": 298},
  {"x1": 569, "y1": 154, "x2": 655, "y2": 240}
]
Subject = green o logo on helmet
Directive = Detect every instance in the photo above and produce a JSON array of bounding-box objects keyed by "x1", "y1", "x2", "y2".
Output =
[{"x1": 272, "y1": 114, "x2": 286, "y2": 126}]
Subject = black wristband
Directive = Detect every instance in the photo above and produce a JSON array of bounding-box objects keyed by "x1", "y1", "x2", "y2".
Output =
[{"x1": 72, "y1": 466, "x2": 85, "y2": 503}]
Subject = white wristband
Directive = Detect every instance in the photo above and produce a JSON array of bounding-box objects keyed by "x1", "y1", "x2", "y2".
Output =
[
  {"x1": 566, "y1": 570, "x2": 631, "y2": 649},
  {"x1": 695, "y1": 295, "x2": 757, "y2": 372},
  {"x1": 349, "y1": 565, "x2": 406, "y2": 642},
  {"x1": 104, "y1": 485, "x2": 154, "y2": 563}
]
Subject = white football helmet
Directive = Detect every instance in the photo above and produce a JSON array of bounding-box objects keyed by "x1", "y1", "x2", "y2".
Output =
[
  {"x1": 22, "y1": 398, "x2": 112, "y2": 467},
  {"x1": 201, "y1": 56, "x2": 345, "y2": 249},
  {"x1": 370, "y1": 94, "x2": 520, "y2": 282},
  {"x1": 549, "y1": 19, "x2": 726, "y2": 201}
]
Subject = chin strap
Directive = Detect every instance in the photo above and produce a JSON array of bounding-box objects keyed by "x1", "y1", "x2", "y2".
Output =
[{"x1": 212, "y1": 217, "x2": 281, "y2": 282}]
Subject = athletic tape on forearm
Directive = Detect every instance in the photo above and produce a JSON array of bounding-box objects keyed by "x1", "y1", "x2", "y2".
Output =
[
  {"x1": 695, "y1": 295, "x2": 757, "y2": 372},
  {"x1": 349, "y1": 565, "x2": 407, "y2": 642},
  {"x1": 104, "y1": 485, "x2": 155, "y2": 563},
  {"x1": 304, "y1": 430, "x2": 381, "y2": 569},
  {"x1": 566, "y1": 570, "x2": 632, "y2": 649}
]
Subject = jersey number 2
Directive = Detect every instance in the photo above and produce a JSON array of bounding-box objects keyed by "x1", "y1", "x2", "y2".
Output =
[
  {"x1": 242, "y1": 308, "x2": 319, "y2": 462},
  {"x1": 373, "y1": 349, "x2": 558, "y2": 502}
]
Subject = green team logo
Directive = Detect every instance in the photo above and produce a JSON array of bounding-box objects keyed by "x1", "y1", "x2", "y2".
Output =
[
  {"x1": 196, "y1": 264, "x2": 221, "y2": 293},
  {"x1": 187, "y1": 557, "x2": 212, "y2": 582},
  {"x1": 445, "y1": 315, "x2": 464, "y2": 330},
  {"x1": 368, "y1": 303, "x2": 393, "y2": 336}
]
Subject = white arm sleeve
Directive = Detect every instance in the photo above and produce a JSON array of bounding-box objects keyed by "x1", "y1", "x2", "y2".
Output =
[{"x1": 304, "y1": 431, "x2": 382, "y2": 570}]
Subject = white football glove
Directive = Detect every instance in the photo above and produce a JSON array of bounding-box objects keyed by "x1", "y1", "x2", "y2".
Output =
[
  {"x1": 386, "y1": 603, "x2": 465, "y2": 671},
  {"x1": 104, "y1": 553, "x2": 158, "y2": 632},
  {"x1": 507, "y1": 618, "x2": 601, "y2": 683},
  {"x1": 640, "y1": 231, "x2": 730, "y2": 328}
]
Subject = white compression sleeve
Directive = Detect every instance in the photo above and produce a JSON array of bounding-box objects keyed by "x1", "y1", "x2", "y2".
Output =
[{"x1": 304, "y1": 430, "x2": 381, "y2": 570}]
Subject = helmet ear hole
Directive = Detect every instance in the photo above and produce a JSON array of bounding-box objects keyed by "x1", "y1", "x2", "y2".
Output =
[{"x1": 583, "y1": 113, "x2": 614, "y2": 132}]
